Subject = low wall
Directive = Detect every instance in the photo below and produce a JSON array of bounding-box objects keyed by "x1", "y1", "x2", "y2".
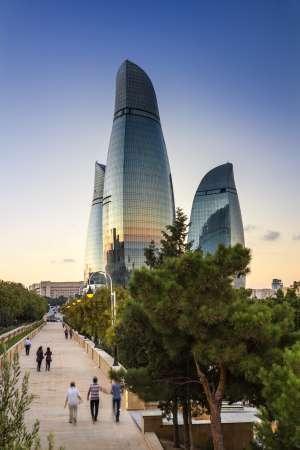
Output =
[
  {"x1": 142, "y1": 414, "x2": 253, "y2": 450},
  {"x1": 70, "y1": 328, "x2": 145, "y2": 410},
  {"x1": 0, "y1": 322, "x2": 42, "y2": 344},
  {"x1": 0, "y1": 321, "x2": 45, "y2": 368}
]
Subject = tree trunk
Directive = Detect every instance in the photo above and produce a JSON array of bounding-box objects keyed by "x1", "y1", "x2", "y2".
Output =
[
  {"x1": 188, "y1": 400, "x2": 195, "y2": 450},
  {"x1": 172, "y1": 399, "x2": 180, "y2": 448},
  {"x1": 209, "y1": 401, "x2": 225, "y2": 450},
  {"x1": 182, "y1": 399, "x2": 191, "y2": 450},
  {"x1": 193, "y1": 355, "x2": 226, "y2": 450}
]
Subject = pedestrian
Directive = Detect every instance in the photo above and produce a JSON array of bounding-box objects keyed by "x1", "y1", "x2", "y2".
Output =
[
  {"x1": 64, "y1": 381, "x2": 82, "y2": 424},
  {"x1": 45, "y1": 347, "x2": 52, "y2": 371},
  {"x1": 24, "y1": 337, "x2": 32, "y2": 355},
  {"x1": 111, "y1": 378, "x2": 122, "y2": 422},
  {"x1": 87, "y1": 376, "x2": 106, "y2": 423},
  {"x1": 69, "y1": 329, "x2": 73, "y2": 339},
  {"x1": 36, "y1": 346, "x2": 44, "y2": 371},
  {"x1": 64, "y1": 328, "x2": 68, "y2": 339}
]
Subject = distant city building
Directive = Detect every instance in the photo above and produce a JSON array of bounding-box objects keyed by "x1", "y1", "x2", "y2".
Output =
[
  {"x1": 188, "y1": 162, "x2": 245, "y2": 287},
  {"x1": 251, "y1": 288, "x2": 276, "y2": 299},
  {"x1": 271, "y1": 278, "x2": 283, "y2": 290},
  {"x1": 102, "y1": 60, "x2": 175, "y2": 286},
  {"x1": 29, "y1": 281, "x2": 84, "y2": 299},
  {"x1": 84, "y1": 162, "x2": 106, "y2": 283}
]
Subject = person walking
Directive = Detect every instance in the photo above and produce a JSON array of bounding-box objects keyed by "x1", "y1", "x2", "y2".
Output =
[
  {"x1": 111, "y1": 378, "x2": 122, "y2": 422},
  {"x1": 87, "y1": 376, "x2": 106, "y2": 423},
  {"x1": 24, "y1": 337, "x2": 32, "y2": 355},
  {"x1": 36, "y1": 346, "x2": 44, "y2": 371},
  {"x1": 45, "y1": 347, "x2": 52, "y2": 371},
  {"x1": 69, "y1": 329, "x2": 73, "y2": 339},
  {"x1": 64, "y1": 328, "x2": 68, "y2": 339},
  {"x1": 64, "y1": 382, "x2": 82, "y2": 424}
]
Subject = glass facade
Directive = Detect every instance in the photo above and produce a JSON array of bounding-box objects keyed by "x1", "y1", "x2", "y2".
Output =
[
  {"x1": 188, "y1": 163, "x2": 245, "y2": 287},
  {"x1": 84, "y1": 162, "x2": 106, "y2": 282},
  {"x1": 103, "y1": 60, "x2": 175, "y2": 286}
]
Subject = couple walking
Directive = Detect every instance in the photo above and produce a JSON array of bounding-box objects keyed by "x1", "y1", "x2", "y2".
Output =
[
  {"x1": 36, "y1": 346, "x2": 53, "y2": 371},
  {"x1": 64, "y1": 377, "x2": 122, "y2": 424}
]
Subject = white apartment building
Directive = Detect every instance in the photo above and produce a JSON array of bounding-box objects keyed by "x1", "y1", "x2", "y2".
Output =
[{"x1": 29, "y1": 281, "x2": 84, "y2": 299}]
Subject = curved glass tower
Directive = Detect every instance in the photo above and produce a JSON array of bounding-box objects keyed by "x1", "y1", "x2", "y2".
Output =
[
  {"x1": 84, "y1": 162, "x2": 106, "y2": 282},
  {"x1": 188, "y1": 163, "x2": 245, "y2": 286},
  {"x1": 103, "y1": 60, "x2": 175, "y2": 286}
]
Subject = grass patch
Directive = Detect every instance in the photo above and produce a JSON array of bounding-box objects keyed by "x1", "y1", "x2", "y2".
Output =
[
  {"x1": 0, "y1": 323, "x2": 26, "y2": 336},
  {"x1": 0, "y1": 320, "x2": 44, "y2": 354}
]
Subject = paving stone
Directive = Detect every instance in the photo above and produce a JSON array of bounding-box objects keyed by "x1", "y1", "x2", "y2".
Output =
[{"x1": 20, "y1": 323, "x2": 148, "y2": 450}]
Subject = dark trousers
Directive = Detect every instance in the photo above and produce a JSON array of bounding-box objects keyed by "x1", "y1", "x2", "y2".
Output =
[
  {"x1": 113, "y1": 398, "x2": 121, "y2": 420},
  {"x1": 46, "y1": 360, "x2": 51, "y2": 371},
  {"x1": 25, "y1": 345, "x2": 30, "y2": 355},
  {"x1": 37, "y1": 360, "x2": 42, "y2": 371},
  {"x1": 90, "y1": 399, "x2": 99, "y2": 421}
]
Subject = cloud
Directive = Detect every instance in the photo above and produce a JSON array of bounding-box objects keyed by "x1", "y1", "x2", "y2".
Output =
[
  {"x1": 262, "y1": 230, "x2": 280, "y2": 241},
  {"x1": 293, "y1": 234, "x2": 300, "y2": 241},
  {"x1": 62, "y1": 258, "x2": 76, "y2": 263},
  {"x1": 245, "y1": 224, "x2": 257, "y2": 232}
]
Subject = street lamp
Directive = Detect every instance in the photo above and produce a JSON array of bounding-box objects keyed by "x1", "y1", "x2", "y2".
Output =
[
  {"x1": 85, "y1": 271, "x2": 118, "y2": 366},
  {"x1": 86, "y1": 285, "x2": 94, "y2": 299}
]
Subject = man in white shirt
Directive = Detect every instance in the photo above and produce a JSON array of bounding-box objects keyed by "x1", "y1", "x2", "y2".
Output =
[
  {"x1": 24, "y1": 337, "x2": 32, "y2": 355},
  {"x1": 64, "y1": 381, "x2": 82, "y2": 424}
]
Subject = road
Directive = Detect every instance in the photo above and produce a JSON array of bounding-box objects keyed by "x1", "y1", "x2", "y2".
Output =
[{"x1": 20, "y1": 322, "x2": 148, "y2": 450}]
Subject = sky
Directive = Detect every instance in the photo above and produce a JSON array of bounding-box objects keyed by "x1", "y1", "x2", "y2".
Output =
[{"x1": 0, "y1": 0, "x2": 299, "y2": 288}]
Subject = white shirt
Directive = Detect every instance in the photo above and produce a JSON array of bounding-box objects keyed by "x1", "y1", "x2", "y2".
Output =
[
  {"x1": 25, "y1": 339, "x2": 31, "y2": 346},
  {"x1": 67, "y1": 387, "x2": 80, "y2": 406}
]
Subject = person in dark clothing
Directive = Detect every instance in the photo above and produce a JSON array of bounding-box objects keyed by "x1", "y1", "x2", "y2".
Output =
[
  {"x1": 69, "y1": 329, "x2": 73, "y2": 339},
  {"x1": 45, "y1": 347, "x2": 52, "y2": 371},
  {"x1": 36, "y1": 346, "x2": 44, "y2": 371},
  {"x1": 87, "y1": 376, "x2": 102, "y2": 422},
  {"x1": 64, "y1": 329, "x2": 68, "y2": 339},
  {"x1": 111, "y1": 379, "x2": 122, "y2": 422}
]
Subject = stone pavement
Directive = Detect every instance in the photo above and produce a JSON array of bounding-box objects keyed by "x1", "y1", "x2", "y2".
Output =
[{"x1": 20, "y1": 322, "x2": 148, "y2": 450}]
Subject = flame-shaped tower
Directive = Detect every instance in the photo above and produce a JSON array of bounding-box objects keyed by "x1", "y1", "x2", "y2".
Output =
[
  {"x1": 188, "y1": 163, "x2": 245, "y2": 287},
  {"x1": 103, "y1": 60, "x2": 175, "y2": 286}
]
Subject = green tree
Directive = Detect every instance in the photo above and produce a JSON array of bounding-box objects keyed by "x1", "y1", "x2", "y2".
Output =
[
  {"x1": 115, "y1": 299, "x2": 203, "y2": 449},
  {"x1": 62, "y1": 287, "x2": 129, "y2": 349},
  {"x1": 255, "y1": 342, "x2": 300, "y2": 450},
  {"x1": 0, "y1": 281, "x2": 48, "y2": 329},
  {"x1": 144, "y1": 207, "x2": 192, "y2": 268},
  {"x1": 129, "y1": 245, "x2": 293, "y2": 450},
  {"x1": 0, "y1": 350, "x2": 39, "y2": 449}
]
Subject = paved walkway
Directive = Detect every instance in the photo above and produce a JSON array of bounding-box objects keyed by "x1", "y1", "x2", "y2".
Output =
[{"x1": 20, "y1": 323, "x2": 148, "y2": 450}]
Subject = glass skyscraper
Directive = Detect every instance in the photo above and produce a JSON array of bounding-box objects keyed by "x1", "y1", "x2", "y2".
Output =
[
  {"x1": 84, "y1": 162, "x2": 106, "y2": 282},
  {"x1": 188, "y1": 163, "x2": 245, "y2": 287},
  {"x1": 103, "y1": 60, "x2": 175, "y2": 286}
]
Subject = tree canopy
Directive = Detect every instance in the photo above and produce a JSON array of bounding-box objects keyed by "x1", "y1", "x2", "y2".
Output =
[
  {"x1": 255, "y1": 342, "x2": 300, "y2": 450},
  {"x1": 128, "y1": 245, "x2": 294, "y2": 450},
  {"x1": 0, "y1": 281, "x2": 48, "y2": 330}
]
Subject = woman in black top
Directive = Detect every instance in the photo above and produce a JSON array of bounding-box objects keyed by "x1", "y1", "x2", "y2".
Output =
[
  {"x1": 36, "y1": 346, "x2": 44, "y2": 371},
  {"x1": 45, "y1": 347, "x2": 52, "y2": 371}
]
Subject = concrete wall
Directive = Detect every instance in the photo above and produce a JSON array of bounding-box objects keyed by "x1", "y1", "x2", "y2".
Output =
[
  {"x1": 142, "y1": 414, "x2": 253, "y2": 450},
  {"x1": 70, "y1": 328, "x2": 145, "y2": 410}
]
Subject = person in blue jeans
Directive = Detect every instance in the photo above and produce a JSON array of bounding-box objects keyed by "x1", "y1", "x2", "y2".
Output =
[{"x1": 111, "y1": 379, "x2": 122, "y2": 422}]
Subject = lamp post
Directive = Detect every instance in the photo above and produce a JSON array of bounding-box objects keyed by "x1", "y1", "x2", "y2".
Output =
[{"x1": 85, "y1": 270, "x2": 118, "y2": 366}]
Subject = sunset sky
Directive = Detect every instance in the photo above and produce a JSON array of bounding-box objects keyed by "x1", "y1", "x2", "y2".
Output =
[{"x1": 0, "y1": 0, "x2": 299, "y2": 288}]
